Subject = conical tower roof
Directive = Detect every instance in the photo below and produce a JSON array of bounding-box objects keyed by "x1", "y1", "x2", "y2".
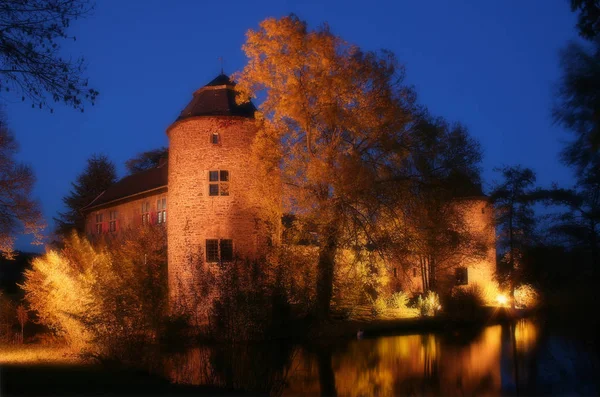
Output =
[{"x1": 176, "y1": 74, "x2": 256, "y2": 121}]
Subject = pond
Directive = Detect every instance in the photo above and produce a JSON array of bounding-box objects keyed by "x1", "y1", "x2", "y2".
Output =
[{"x1": 163, "y1": 318, "x2": 600, "y2": 396}]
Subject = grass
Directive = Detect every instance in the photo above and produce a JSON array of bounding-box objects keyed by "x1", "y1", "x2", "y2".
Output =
[{"x1": 0, "y1": 343, "x2": 81, "y2": 365}]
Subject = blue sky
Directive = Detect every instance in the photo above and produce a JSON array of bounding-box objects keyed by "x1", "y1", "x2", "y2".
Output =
[{"x1": 3, "y1": 0, "x2": 580, "y2": 251}]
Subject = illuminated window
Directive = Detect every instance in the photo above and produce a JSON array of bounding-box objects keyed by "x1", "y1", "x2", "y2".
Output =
[
  {"x1": 208, "y1": 170, "x2": 229, "y2": 196},
  {"x1": 211, "y1": 132, "x2": 219, "y2": 144},
  {"x1": 109, "y1": 210, "x2": 117, "y2": 232},
  {"x1": 157, "y1": 197, "x2": 167, "y2": 224},
  {"x1": 141, "y1": 202, "x2": 150, "y2": 225},
  {"x1": 95, "y1": 213, "x2": 103, "y2": 234},
  {"x1": 455, "y1": 267, "x2": 468, "y2": 286},
  {"x1": 206, "y1": 239, "x2": 233, "y2": 262}
]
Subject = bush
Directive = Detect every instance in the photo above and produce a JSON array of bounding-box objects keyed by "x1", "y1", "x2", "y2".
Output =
[
  {"x1": 22, "y1": 227, "x2": 167, "y2": 360},
  {"x1": 417, "y1": 291, "x2": 440, "y2": 317},
  {"x1": 514, "y1": 284, "x2": 539, "y2": 309},
  {"x1": 446, "y1": 284, "x2": 485, "y2": 318},
  {"x1": 371, "y1": 296, "x2": 387, "y2": 316},
  {"x1": 387, "y1": 291, "x2": 409, "y2": 311}
]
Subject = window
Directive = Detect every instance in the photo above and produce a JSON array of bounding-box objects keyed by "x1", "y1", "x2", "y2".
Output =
[
  {"x1": 455, "y1": 267, "x2": 468, "y2": 286},
  {"x1": 211, "y1": 132, "x2": 220, "y2": 144},
  {"x1": 205, "y1": 239, "x2": 234, "y2": 262},
  {"x1": 413, "y1": 267, "x2": 417, "y2": 278},
  {"x1": 142, "y1": 202, "x2": 150, "y2": 225},
  {"x1": 109, "y1": 210, "x2": 117, "y2": 232},
  {"x1": 157, "y1": 197, "x2": 167, "y2": 224},
  {"x1": 208, "y1": 170, "x2": 229, "y2": 196},
  {"x1": 95, "y1": 213, "x2": 103, "y2": 234}
]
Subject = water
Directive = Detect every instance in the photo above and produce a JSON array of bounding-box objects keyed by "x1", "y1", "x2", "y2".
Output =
[{"x1": 162, "y1": 318, "x2": 600, "y2": 396}]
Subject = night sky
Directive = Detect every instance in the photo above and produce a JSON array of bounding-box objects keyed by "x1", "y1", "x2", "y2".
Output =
[{"x1": 3, "y1": 0, "x2": 579, "y2": 251}]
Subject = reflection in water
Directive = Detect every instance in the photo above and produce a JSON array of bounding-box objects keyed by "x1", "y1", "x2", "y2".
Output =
[{"x1": 163, "y1": 319, "x2": 599, "y2": 396}]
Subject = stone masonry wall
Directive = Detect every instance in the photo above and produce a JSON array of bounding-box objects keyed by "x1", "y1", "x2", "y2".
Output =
[{"x1": 166, "y1": 116, "x2": 266, "y2": 308}]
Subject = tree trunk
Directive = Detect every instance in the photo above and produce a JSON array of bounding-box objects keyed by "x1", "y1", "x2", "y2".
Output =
[{"x1": 316, "y1": 227, "x2": 338, "y2": 320}]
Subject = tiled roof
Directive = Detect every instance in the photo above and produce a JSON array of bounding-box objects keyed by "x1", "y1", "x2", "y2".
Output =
[
  {"x1": 82, "y1": 164, "x2": 168, "y2": 211},
  {"x1": 176, "y1": 74, "x2": 256, "y2": 121}
]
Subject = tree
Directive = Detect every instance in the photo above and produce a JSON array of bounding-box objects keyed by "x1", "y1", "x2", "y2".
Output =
[
  {"x1": 398, "y1": 114, "x2": 487, "y2": 292},
  {"x1": 490, "y1": 166, "x2": 537, "y2": 307},
  {"x1": 235, "y1": 15, "x2": 415, "y2": 319},
  {"x1": 571, "y1": 0, "x2": 600, "y2": 40},
  {"x1": 0, "y1": 114, "x2": 43, "y2": 258},
  {"x1": 553, "y1": 39, "x2": 600, "y2": 172},
  {"x1": 538, "y1": 157, "x2": 600, "y2": 278},
  {"x1": 125, "y1": 147, "x2": 167, "y2": 174},
  {"x1": 0, "y1": 0, "x2": 98, "y2": 112},
  {"x1": 15, "y1": 303, "x2": 27, "y2": 343},
  {"x1": 54, "y1": 154, "x2": 116, "y2": 238}
]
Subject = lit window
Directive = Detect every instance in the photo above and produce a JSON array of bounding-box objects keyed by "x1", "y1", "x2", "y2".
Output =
[
  {"x1": 142, "y1": 202, "x2": 150, "y2": 225},
  {"x1": 455, "y1": 267, "x2": 468, "y2": 286},
  {"x1": 109, "y1": 210, "x2": 117, "y2": 232},
  {"x1": 211, "y1": 132, "x2": 219, "y2": 144},
  {"x1": 95, "y1": 213, "x2": 103, "y2": 234},
  {"x1": 157, "y1": 197, "x2": 167, "y2": 224},
  {"x1": 205, "y1": 239, "x2": 234, "y2": 262},
  {"x1": 208, "y1": 170, "x2": 229, "y2": 196}
]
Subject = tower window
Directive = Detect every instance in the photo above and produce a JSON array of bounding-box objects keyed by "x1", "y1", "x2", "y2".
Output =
[
  {"x1": 208, "y1": 170, "x2": 229, "y2": 196},
  {"x1": 141, "y1": 202, "x2": 150, "y2": 225},
  {"x1": 95, "y1": 213, "x2": 103, "y2": 234},
  {"x1": 109, "y1": 210, "x2": 117, "y2": 232},
  {"x1": 211, "y1": 132, "x2": 220, "y2": 144},
  {"x1": 455, "y1": 267, "x2": 468, "y2": 286},
  {"x1": 206, "y1": 239, "x2": 234, "y2": 262},
  {"x1": 157, "y1": 197, "x2": 167, "y2": 224}
]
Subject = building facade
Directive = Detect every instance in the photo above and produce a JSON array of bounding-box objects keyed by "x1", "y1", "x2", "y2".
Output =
[{"x1": 83, "y1": 73, "x2": 497, "y2": 307}]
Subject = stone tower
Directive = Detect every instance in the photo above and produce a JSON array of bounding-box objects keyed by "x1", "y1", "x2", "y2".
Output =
[{"x1": 166, "y1": 74, "x2": 262, "y2": 307}]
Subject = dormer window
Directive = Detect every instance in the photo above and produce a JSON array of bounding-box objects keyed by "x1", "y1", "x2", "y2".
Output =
[
  {"x1": 211, "y1": 132, "x2": 220, "y2": 145},
  {"x1": 209, "y1": 170, "x2": 229, "y2": 196}
]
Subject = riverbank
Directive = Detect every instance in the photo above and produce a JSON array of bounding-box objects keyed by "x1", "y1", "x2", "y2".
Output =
[{"x1": 314, "y1": 305, "x2": 534, "y2": 339}]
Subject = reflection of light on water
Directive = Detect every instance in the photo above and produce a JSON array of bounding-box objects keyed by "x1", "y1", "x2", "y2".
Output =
[{"x1": 515, "y1": 319, "x2": 537, "y2": 354}]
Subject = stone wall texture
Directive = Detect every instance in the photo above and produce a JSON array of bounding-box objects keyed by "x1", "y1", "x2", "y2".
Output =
[{"x1": 166, "y1": 116, "x2": 266, "y2": 307}]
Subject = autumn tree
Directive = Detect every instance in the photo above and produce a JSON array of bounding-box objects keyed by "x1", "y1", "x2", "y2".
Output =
[
  {"x1": 490, "y1": 166, "x2": 537, "y2": 307},
  {"x1": 235, "y1": 15, "x2": 415, "y2": 319},
  {"x1": 0, "y1": 114, "x2": 43, "y2": 258},
  {"x1": 125, "y1": 147, "x2": 168, "y2": 175},
  {"x1": 54, "y1": 154, "x2": 116, "y2": 238},
  {"x1": 397, "y1": 114, "x2": 487, "y2": 292},
  {"x1": 0, "y1": 0, "x2": 98, "y2": 112},
  {"x1": 15, "y1": 303, "x2": 27, "y2": 343}
]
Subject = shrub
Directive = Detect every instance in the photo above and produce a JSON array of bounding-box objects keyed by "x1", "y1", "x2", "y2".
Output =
[
  {"x1": 371, "y1": 296, "x2": 387, "y2": 316},
  {"x1": 22, "y1": 227, "x2": 167, "y2": 360},
  {"x1": 514, "y1": 284, "x2": 539, "y2": 309},
  {"x1": 417, "y1": 291, "x2": 440, "y2": 317},
  {"x1": 387, "y1": 291, "x2": 409, "y2": 311},
  {"x1": 446, "y1": 284, "x2": 485, "y2": 318}
]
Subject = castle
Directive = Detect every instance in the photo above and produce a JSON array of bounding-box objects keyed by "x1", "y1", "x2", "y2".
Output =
[{"x1": 83, "y1": 74, "x2": 496, "y2": 305}]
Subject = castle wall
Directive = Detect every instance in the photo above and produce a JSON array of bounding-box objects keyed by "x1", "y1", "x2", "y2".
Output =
[
  {"x1": 395, "y1": 198, "x2": 497, "y2": 298},
  {"x1": 84, "y1": 189, "x2": 168, "y2": 235},
  {"x1": 167, "y1": 116, "x2": 266, "y2": 309}
]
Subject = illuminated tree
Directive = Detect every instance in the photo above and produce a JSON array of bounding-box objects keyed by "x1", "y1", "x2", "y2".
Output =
[
  {"x1": 490, "y1": 166, "x2": 537, "y2": 307},
  {"x1": 15, "y1": 303, "x2": 27, "y2": 343},
  {"x1": 235, "y1": 15, "x2": 415, "y2": 319},
  {"x1": 0, "y1": 0, "x2": 98, "y2": 112},
  {"x1": 125, "y1": 147, "x2": 168, "y2": 174},
  {"x1": 54, "y1": 154, "x2": 116, "y2": 238},
  {"x1": 0, "y1": 114, "x2": 43, "y2": 258}
]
